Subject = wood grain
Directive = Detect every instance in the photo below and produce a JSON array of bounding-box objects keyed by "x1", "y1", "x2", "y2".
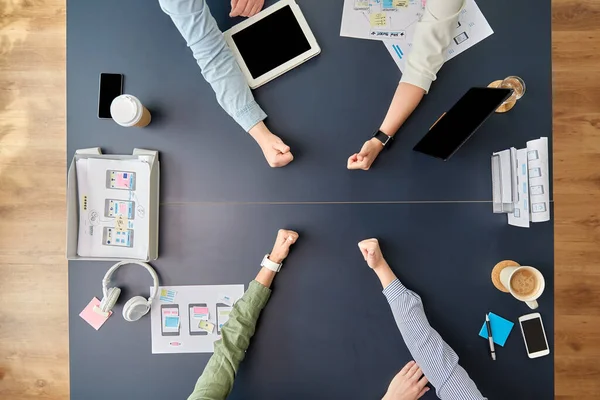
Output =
[
  {"x1": 0, "y1": 0, "x2": 598, "y2": 399},
  {"x1": 0, "y1": 0, "x2": 68, "y2": 399}
]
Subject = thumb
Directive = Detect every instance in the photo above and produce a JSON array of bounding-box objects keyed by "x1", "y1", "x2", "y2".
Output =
[
  {"x1": 273, "y1": 142, "x2": 290, "y2": 154},
  {"x1": 367, "y1": 249, "x2": 376, "y2": 260}
]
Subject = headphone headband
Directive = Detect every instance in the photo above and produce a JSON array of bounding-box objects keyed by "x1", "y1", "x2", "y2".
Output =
[{"x1": 102, "y1": 260, "x2": 159, "y2": 304}]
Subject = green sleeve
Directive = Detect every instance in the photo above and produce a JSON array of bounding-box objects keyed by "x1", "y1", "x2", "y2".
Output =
[{"x1": 187, "y1": 280, "x2": 271, "y2": 400}]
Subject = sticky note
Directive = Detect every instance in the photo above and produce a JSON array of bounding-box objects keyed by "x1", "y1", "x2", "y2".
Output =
[
  {"x1": 165, "y1": 316, "x2": 180, "y2": 328},
  {"x1": 479, "y1": 312, "x2": 514, "y2": 347},
  {"x1": 193, "y1": 307, "x2": 210, "y2": 320},
  {"x1": 159, "y1": 289, "x2": 177, "y2": 303},
  {"x1": 354, "y1": 0, "x2": 369, "y2": 9},
  {"x1": 199, "y1": 320, "x2": 215, "y2": 333},
  {"x1": 394, "y1": 0, "x2": 409, "y2": 7},
  {"x1": 115, "y1": 215, "x2": 128, "y2": 232},
  {"x1": 79, "y1": 297, "x2": 112, "y2": 330},
  {"x1": 370, "y1": 13, "x2": 387, "y2": 27}
]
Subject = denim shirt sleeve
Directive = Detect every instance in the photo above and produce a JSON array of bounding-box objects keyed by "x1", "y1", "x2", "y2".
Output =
[{"x1": 159, "y1": 0, "x2": 267, "y2": 131}]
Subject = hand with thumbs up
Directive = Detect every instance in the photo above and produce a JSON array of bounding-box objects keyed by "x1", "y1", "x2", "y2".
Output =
[
  {"x1": 357, "y1": 238, "x2": 388, "y2": 270},
  {"x1": 347, "y1": 138, "x2": 384, "y2": 170}
]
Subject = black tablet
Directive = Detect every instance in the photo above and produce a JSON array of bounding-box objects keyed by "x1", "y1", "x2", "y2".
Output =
[{"x1": 413, "y1": 87, "x2": 513, "y2": 160}]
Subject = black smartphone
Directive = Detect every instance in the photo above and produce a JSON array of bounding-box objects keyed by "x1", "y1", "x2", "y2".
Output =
[
  {"x1": 98, "y1": 73, "x2": 123, "y2": 119},
  {"x1": 413, "y1": 87, "x2": 513, "y2": 161}
]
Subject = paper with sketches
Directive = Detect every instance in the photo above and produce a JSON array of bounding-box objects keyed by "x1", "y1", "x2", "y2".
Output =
[
  {"x1": 508, "y1": 148, "x2": 531, "y2": 227},
  {"x1": 76, "y1": 157, "x2": 150, "y2": 258},
  {"x1": 150, "y1": 284, "x2": 244, "y2": 354},
  {"x1": 526, "y1": 137, "x2": 550, "y2": 222},
  {"x1": 340, "y1": 0, "x2": 493, "y2": 72}
]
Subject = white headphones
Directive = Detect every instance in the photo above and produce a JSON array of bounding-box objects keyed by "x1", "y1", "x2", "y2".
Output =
[{"x1": 94, "y1": 260, "x2": 159, "y2": 322}]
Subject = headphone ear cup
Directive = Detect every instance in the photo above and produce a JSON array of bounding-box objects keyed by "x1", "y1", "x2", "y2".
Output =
[
  {"x1": 99, "y1": 287, "x2": 121, "y2": 313},
  {"x1": 122, "y1": 296, "x2": 150, "y2": 322}
]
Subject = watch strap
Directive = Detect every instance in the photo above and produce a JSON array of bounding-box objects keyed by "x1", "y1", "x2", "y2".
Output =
[
  {"x1": 261, "y1": 254, "x2": 282, "y2": 272},
  {"x1": 372, "y1": 130, "x2": 393, "y2": 147}
]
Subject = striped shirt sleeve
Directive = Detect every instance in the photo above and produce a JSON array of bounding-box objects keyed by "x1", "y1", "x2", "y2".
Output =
[{"x1": 383, "y1": 279, "x2": 486, "y2": 400}]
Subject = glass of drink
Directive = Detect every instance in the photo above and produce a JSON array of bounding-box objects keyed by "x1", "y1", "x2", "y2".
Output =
[{"x1": 499, "y1": 76, "x2": 526, "y2": 105}]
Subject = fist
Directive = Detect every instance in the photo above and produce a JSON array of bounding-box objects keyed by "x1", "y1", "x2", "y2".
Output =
[
  {"x1": 269, "y1": 229, "x2": 299, "y2": 264},
  {"x1": 260, "y1": 133, "x2": 294, "y2": 168},
  {"x1": 382, "y1": 361, "x2": 430, "y2": 400},
  {"x1": 347, "y1": 138, "x2": 383, "y2": 170},
  {"x1": 357, "y1": 238, "x2": 387, "y2": 270},
  {"x1": 230, "y1": 0, "x2": 265, "y2": 17}
]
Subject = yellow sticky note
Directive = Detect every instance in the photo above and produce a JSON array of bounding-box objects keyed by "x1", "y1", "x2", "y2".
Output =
[
  {"x1": 115, "y1": 215, "x2": 128, "y2": 232},
  {"x1": 370, "y1": 13, "x2": 387, "y2": 27},
  {"x1": 199, "y1": 320, "x2": 215, "y2": 333},
  {"x1": 394, "y1": 0, "x2": 409, "y2": 7}
]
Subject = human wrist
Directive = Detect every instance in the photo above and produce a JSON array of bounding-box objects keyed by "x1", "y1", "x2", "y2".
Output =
[
  {"x1": 249, "y1": 121, "x2": 272, "y2": 145},
  {"x1": 268, "y1": 253, "x2": 285, "y2": 265}
]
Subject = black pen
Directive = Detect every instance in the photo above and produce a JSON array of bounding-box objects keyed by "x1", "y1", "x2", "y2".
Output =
[{"x1": 486, "y1": 313, "x2": 496, "y2": 361}]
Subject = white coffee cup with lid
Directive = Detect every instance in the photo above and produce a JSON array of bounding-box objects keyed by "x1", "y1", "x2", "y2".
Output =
[{"x1": 110, "y1": 94, "x2": 152, "y2": 128}]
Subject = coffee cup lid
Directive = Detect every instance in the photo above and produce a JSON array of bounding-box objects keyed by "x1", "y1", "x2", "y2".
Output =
[{"x1": 110, "y1": 95, "x2": 143, "y2": 127}]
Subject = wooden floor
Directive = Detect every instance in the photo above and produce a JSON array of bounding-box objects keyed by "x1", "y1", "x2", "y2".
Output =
[{"x1": 0, "y1": 0, "x2": 598, "y2": 398}]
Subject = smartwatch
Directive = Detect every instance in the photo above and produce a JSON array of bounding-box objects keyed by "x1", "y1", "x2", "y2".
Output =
[
  {"x1": 372, "y1": 130, "x2": 393, "y2": 147},
  {"x1": 261, "y1": 254, "x2": 282, "y2": 272}
]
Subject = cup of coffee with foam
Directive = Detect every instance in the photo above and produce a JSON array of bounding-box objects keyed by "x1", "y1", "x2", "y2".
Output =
[
  {"x1": 110, "y1": 94, "x2": 151, "y2": 128},
  {"x1": 499, "y1": 266, "x2": 545, "y2": 309}
]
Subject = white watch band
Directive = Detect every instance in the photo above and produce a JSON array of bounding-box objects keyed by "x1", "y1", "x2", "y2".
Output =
[{"x1": 261, "y1": 254, "x2": 282, "y2": 272}]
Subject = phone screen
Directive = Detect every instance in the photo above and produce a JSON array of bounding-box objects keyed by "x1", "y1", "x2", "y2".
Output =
[
  {"x1": 161, "y1": 304, "x2": 180, "y2": 336},
  {"x1": 413, "y1": 88, "x2": 513, "y2": 160},
  {"x1": 216, "y1": 304, "x2": 232, "y2": 335},
  {"x1": 98, "y1": 73, "x2": 123, "y2": 118},
  {"x1": 189, "y1": 303, "x2": 208, "y2": 336},
  {"x1": 522, "y1": 317, "x2": 548, "y2": 353}
]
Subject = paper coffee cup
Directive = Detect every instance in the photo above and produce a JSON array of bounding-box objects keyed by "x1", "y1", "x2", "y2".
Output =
[{"x1": 110, "y1": 94, "x2": 151, "y2": 128}]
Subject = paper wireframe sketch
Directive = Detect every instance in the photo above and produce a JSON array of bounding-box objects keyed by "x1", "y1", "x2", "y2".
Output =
[
  {"x1": 491, "y1": 148, "x2": 516, "y2": 213},
  {"x1": 508, "y1": 148, "x2": 531, "y2": 228},
  {"x1": 526, "y1": 137, "x2": 550, "y2": 223},
  {"x1": 76, "y1": 157, "x2": 151, "y2": 259},
  {"x1": 150, "y1": 284, "x2": 245, "y2": 354},
  {"x1": 340, "y1": 0, "x2": 493, "y2": 73}
]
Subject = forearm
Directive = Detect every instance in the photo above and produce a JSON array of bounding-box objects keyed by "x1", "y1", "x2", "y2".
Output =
[
  {"x1": 159, "y1": 0, "x2": 267, "y2": 132},
  {"x1": 400, "y1": 0, "x2": 464, "y2": 93},
  {"x1": 379, "y1": 83, "x2": 425, "y2": 137},
  {"x1": 383, "y1": 278, "x2": 485, "y2": 400},
  {"x1": 188, "y1": 280, "x2": 271, "y2": 400}
]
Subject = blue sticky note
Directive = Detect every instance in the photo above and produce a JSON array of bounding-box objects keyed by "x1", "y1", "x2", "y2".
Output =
[
  {"x1": 165, "y1": 316, "x2": 179, "y2": 328},
  {"x1": 478, "y1": 312, "x2": 514, "y2": 347}
]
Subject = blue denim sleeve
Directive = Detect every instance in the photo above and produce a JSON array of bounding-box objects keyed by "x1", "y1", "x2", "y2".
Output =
[{"x1": 159, "y1": 0, "x2": 267, "y2": 131}]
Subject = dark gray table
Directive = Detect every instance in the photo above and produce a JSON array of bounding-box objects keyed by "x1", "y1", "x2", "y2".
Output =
[{"x1": 67, "y1": 0, "x2": 554, "y2": 399}]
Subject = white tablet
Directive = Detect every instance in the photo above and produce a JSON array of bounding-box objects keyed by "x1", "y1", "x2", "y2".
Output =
[{"x1": 224, "y1": 0, "x2": 321, "y2": 89}]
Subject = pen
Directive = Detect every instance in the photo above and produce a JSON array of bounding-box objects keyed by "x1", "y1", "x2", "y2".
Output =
[{"x1": 486, "y1": 313, "x2": 496, "y2": 361}]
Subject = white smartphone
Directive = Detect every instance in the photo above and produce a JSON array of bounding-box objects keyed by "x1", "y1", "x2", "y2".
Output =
[{"x1": 519, "y1": 313, "x2": 550, "y2": 358}]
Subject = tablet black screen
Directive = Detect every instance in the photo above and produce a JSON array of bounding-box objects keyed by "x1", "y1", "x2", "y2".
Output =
[
  {"x1": 231, "y1": 5, "x2": 311, "y2": 79},
  {"x1": 413, "y1": 88, "x2": 513, "y2": 160}
]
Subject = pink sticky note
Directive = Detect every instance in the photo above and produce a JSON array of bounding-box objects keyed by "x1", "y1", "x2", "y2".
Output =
[
  {"x1": 79, "y1": 297, "x2": 112, "y2": 330},
  {"x1": 193, "y1": 307, "x2": 209, "y2": 314}
]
